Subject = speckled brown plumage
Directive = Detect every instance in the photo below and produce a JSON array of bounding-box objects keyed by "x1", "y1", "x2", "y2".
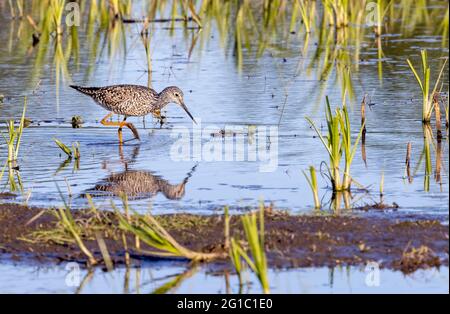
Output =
[
  {"x1": 70, "y1": 84, "x2": 196, "y2": 142},
  {"x1": 71, "y1": 84, "x2": 182, "y2": 116}
]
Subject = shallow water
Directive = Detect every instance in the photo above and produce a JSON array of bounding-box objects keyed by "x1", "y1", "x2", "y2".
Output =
[
  {"x1": 0, "y1": 3, "x2": 448, "y2": 215},
  {"x1": 0, "y1": 1, "x2": 448, "y2": 293},
  {"x1": 0, "y1": 262, "x2": 447, "y2": 294}
]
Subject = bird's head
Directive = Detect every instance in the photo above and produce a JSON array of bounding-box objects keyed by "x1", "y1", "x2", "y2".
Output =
[{"x1": 160, "y1": 86, "x2": 196, "y2": 124}]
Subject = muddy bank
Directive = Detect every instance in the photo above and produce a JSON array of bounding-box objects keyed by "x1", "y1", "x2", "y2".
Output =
[{"x1": 0, "y1": 203, "x2": 448, "y2": 273}]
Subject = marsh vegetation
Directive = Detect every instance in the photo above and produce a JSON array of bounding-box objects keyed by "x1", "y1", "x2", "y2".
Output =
[{"x1": 0, "y1": 0, "x2": 448, "y2": 293}]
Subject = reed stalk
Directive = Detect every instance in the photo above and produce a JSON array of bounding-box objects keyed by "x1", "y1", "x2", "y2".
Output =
[
  {"x1": 140, "y1": 19, "x2": 152, "y2": 88},
  {"x1": 406, "y1": 50, "x2": 448, "y2": 123},
  {"x1": 405, "y1": 142, "x2": 412, "y2": 183},
  {"x1": 361, "y1": 94, "x2": 367, "y2": 167},
  {"x1": 379, "y1": 170, "x2": 384, "y2": 203},
  {"x1": 302, "y1": 166, "x2": 321, "y2": 209},
  {"x1": 50, "y1": 0, "x2": 65, "y2": 37},
  {"x1": 433, "y1": 93, "x2": 442, "y2": 140},
  {"x1": 1, "y1": 97, "x2": 27, "y2": 163},
  {"x1": 422, "y1": 124, "x2": 433, "y2": 192}
]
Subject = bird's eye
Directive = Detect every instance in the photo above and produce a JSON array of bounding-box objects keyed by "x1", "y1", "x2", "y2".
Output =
[{"x1": 175, "y1": 93, "x2": 179, "y2": 97}]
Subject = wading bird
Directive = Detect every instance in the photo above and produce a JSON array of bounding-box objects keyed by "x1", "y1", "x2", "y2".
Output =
[{"x1": 70, "y1": 84, "x2": 196, "y2": 143}]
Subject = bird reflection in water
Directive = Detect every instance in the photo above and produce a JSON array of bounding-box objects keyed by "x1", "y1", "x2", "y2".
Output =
[{"x1": 86, "y1": 144, "x2": 197, "y2": 201}]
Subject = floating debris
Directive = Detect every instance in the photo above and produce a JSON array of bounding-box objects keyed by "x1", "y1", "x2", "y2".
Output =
[{"x1": 71, "y1": 115, "x2": 83, "y2": 128}]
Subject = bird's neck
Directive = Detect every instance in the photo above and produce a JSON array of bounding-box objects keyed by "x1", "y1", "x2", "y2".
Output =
[{"x1": 155, "y1": 91, "x2": 171, "y2": 109}]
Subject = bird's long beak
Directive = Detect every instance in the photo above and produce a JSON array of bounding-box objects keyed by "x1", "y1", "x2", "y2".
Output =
[{"x1": 180, "y1": 101, "x2": 197, "y2": 125}]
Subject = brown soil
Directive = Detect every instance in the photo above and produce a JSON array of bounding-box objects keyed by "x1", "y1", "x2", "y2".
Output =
[
  {"x1": 0, "y1": 203, "x2": 448, "y2": 273},
  {"x1": 0, "y1": 193, "x2": 16, "y2": 200}
]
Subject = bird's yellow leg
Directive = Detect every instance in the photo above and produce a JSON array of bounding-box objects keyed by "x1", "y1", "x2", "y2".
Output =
[
  {"x1": 118, "y1": 127, "x2": 124, "y2": 143},
  {"x1": 122, "y1": 122, "x2": 140, "y2": 141},
  {"x1": 100, "y1": 112, "x2": 115, "y2": 126},
  {"x1": 118, "y1": 118, "x2": 140, "y2": 142}
]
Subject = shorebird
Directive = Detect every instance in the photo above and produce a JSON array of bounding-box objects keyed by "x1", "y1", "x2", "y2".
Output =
[{"x1": 70, "y1": 84, "x2": 196, "y2": 143}]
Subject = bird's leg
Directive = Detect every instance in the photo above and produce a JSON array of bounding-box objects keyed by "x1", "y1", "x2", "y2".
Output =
[
  {"x1": 118, "y1": 116, "x2": 140, "y2": 142},
  {"x1": 124, "y1": 122, "x2": 140, "y2": 141},
  {"x1": 100, "y1": 112, "x2": 114, "y2": 125},
  {"x1": 99, "y1": 113, "x2": 139, "y2": 142},
  {"x1": 118, "y1": 117, "x2": 126, "y2": 144}
]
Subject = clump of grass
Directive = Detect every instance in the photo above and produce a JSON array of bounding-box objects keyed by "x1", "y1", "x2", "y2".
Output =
[
  {"x1": 399, "y1": 243, "x2": 439, "y2": 274},
  {"x1": 306, "y1": 97, "x2": 365, "y2": 191},
  {"x1": 229, "y1": 204, "x2": 270, "y2": 294},
  {"x1": 54, "y1": 138, "x2": 80, "y2": 160},
  {"x1": 406, "y1": 50, "x2": 448, "y2": 123},
  {"x1": 1, "y1": 97, "x2": 27, "y2": 163},
  {"x1": 52, "y1": 184, "x2": 98, "y2": 266},
  {"x1": 55, "y1": 205, "x2": 98, "y2": 266},
  {"x1": 117, "y1": 209, "x2": 224, "y2": 262},
  {"x1": 302, "y1": 166, "x2": 321, "y2": 209},
  {"x1": 323, "y1": 0, "x2": 349, "y2": 28}
]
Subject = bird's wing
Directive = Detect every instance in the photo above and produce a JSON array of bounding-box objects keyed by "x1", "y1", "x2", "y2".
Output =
[{"x1": 93, "y1": 85, "x2": 158, "y2": 115}]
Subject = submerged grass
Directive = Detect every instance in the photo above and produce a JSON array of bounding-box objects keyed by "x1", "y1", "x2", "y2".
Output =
[{"x1": 54, "y1": 138, "x2": 80, "y2": 159}]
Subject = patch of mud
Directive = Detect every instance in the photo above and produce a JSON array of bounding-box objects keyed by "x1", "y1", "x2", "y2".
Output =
[
  {"x1": 0, "y1": 204, "x2": 448, "y2": 273},
  {"x1": 0, "y1": 193, "x2": 16, "y2": 200}
]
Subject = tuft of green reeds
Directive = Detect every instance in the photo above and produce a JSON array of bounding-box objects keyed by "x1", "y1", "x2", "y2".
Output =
[
  {"x1": 406, "y1": 50, "x2": 448, "y2": 123},
  {"x1": 1, "y1": 97, "x2": 27, "y2": 163},
  {"x1": 229, "y1": 204, "x2": 270, "y2": 294},
  {"x1": 54, "y1": 138, "x2": 80, "y2": 160},
  {"x1": 53, "y1": 184, "x2": 98, "y2": 266},
  {"x1": 55, "y1": 205, "x2": 98, "y2": 266},
  {"x1": 302, "y1": 166, "x2": 321, "y2": 209},
  {"x1": 117, "y1": 209, "x2": 224, "y2": 262},
  {"x1": 306, "y1": 97, "x2": 364, "y2": 191}
]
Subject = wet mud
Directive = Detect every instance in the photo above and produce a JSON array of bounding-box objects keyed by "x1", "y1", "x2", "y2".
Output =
[{"x1": 0, "y1": 203, "x2": 447, "y2": 274}]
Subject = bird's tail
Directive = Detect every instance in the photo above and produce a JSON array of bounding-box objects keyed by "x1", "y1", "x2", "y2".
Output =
[{"x1": 69, "y1": 85, "x2": 100, "y2": 96}]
